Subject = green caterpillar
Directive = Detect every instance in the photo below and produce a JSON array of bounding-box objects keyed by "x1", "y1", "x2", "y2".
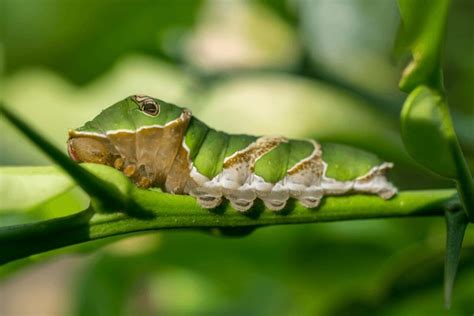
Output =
[{"x1": 67, "y1": 95, "x2": 397, "y2": 212}]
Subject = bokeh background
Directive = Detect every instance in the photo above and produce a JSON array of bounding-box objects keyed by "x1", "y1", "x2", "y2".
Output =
[{"x1": 1, "y1": 0, "x2": 473, "y2": 315}]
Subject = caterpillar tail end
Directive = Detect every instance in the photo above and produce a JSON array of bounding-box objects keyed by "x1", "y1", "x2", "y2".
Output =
[{"x1": 353, "y1": 162, "x2": 398, "y2": 200}]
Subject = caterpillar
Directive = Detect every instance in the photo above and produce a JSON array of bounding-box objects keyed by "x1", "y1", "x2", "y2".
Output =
[{"x1": 67, "y1": 95, "x2": 397, "y2": 212}]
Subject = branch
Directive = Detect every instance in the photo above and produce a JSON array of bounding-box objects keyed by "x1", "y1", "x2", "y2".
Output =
[{"x1": 0, "y1": 188, "x2": 458, "y2": 264}]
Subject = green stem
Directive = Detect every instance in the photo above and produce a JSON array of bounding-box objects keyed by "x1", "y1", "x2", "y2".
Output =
[
  {"x1": 0, "y1": 189, "x2": 457, "y2": 264},
  {"x1": 441, "y1": 99, "x2": 474, "y2": 221},
  {"x1": 453, "y1": 152, "x2": 474, "y2": 222}
]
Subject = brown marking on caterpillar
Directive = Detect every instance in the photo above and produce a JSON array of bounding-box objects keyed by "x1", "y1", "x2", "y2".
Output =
[
  {"x1": 67, "y1": 137, "x2": 114, "y2": 165},
  {"x1": 287, "y1": 141, "x2": 324, "y2": 178},
  {"x1": 354, "y1": 162, "x2": 392, "y2": 183},
  {"x1": 67, "y1": 111, "x2": 193, "y2": 192},
  {"x1": 165, "y1": 144, "x2": 193, "y2": 194},
  {"x1": 108, "y1": 132, "x2": 138, "y2": 165},
  {"x1": 223, "y1": 136, "x2": 287, "y2": 170}
]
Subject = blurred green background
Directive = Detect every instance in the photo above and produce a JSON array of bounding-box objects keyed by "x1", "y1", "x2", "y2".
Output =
[{"x1": 0, "y1": 0, "x2": 473, "y2": 315}]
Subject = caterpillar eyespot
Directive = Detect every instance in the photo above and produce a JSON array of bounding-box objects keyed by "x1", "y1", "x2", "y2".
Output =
[
  {"x1": 142, "y1": 102, "x2": 159, "y2": 116},
  {"x1": 68, "y1": 95, "x2": 398, "y2": 212},
  {"x1": 134, "y1": 95, "x2": 160, "y2": 116}
]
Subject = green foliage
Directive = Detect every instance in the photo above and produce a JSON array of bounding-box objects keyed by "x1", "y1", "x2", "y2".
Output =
[
  {"x1": 396, "y1": 0, "x2": 450, "y2": 91},
  {"x1": 1, "y1": 0, "x2": 473, "y2": 314},
  {"x1": 71, "y1": 227, "x2": 474, "y2": 315},
  {"x1": 396, "y1": 0, "x2": 473, "y2": 307},
  {"x1": 401, "y1": 86, "x2": 458, "y2": 178},
  {"x1": 3, "y1": 0, "x2": 204, "y2": 84},
  {"x1": 401, "y1": 86, "x2": 473, "y2": 221},
  {"x1": 1, "y1": 105, "x2": 131, "y2": 213},
  {"x1": 0, "y1": 166, "x2": 89, "y2": 225}
]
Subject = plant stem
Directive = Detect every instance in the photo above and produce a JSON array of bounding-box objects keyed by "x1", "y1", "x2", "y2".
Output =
[
  {"x1": 441, "y1": 99, "x2": 474, "y2": 221},
  {"x1": 452, "y1": 142, "x2": 474, "y2": 221},
  {"x1": 0, "y1": 189, "x2": 457, "y2": 264}
]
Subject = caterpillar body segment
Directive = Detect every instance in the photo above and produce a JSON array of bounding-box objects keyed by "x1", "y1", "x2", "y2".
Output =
[{"x1": 67, "y1": 95, "x2": 398, "y2": 212}]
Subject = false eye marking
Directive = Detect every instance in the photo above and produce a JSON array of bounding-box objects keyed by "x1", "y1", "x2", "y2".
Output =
[{"x1": 133, "y1": 95, "x2": 160, "y2": 116}]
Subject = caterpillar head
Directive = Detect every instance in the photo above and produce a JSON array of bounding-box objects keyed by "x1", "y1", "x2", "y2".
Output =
[{"x1": 67, "y1": 95, "x2": 191, "y2": 168}]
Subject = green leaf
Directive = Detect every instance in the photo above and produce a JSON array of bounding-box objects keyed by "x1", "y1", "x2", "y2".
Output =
[
  {"x1": 396, "y1": 0, "x2": 450, "y2": 92},
  {"x1": 0, "y1": 103, "x2": 133, "y2": 214},
  {"x1": 0, "y1": 166, "x2": 79, "y2": 213},
  {"x1": 397, "y1": 0, "x2": 473, "y2": 308},
  {"x1": 444, "y1": 209, "x2": 468, "y2": 308},
  {"x1": 401, "y1": 86, "x2": 474, "y2": 221},
  {"x1": 0, "y1": 166, "x2": 89, "y2": 225},
  {"x1": 401, "y1": 86, "x2": 456, "y2": 177}
]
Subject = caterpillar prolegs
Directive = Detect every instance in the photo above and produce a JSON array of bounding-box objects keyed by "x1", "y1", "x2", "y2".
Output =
[{"x1": 67, "y1": 95, "x2": 397, "y2": 212}]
